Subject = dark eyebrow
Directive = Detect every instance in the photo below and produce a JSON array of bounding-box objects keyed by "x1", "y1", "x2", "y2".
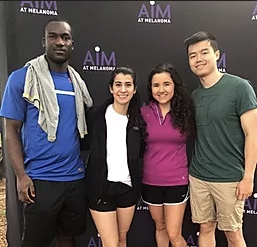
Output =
[
  {"x1": 47, "y1": 31, "x2": 56, "y2": 35},
  {"x1": 188, "y1": 48, "x2": 209, "y2": 56},
  {"x1": 47, "y1": 31, "x2": 71, "y2": 36},
  {"x1": 114, "y1": 81, "x2": 132, "y2": 84}
]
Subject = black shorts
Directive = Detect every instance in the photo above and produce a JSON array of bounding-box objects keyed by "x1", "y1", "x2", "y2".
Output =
[
  {"x1": 142, "y1": 183, "x2": 189, "y2": 206},
  {"x1": 89, "y1": 181, "x2": 136, "y2": 212},
  {"x1": 22, "y1": 178, "x2": 87, "y2": 247}
]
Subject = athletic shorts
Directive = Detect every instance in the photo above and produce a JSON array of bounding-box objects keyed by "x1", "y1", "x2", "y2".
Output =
[
  {"x1": 22, "y1": 178, "x2": 87, "y2": 247},
  {"x1": 142, "y1": 183, "x2": 189, "y2": 206},
  {"x1": 89, "y1": 181, "x2": 136, "y2": 212}
]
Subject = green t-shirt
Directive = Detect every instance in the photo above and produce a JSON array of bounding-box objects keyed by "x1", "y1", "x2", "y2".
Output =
[{"x1": 190, "y1": 73, "x2": 257, "y2": 182}]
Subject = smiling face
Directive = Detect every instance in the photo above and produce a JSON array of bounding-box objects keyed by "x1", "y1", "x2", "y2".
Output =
[
  {"x1": 109, "y1": 73, "x2": 136, "y2": 107},
  {"x1": 151, "y1": 72, "x2": 174, "y2": 106},
  {"x1": 188, "y1": 40, "x2": 220, "y2": 78}
]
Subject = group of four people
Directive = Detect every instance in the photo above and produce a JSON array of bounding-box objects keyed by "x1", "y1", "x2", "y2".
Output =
[{"x1": 1, "y1": 18, "x2": 257, "y2": 247}]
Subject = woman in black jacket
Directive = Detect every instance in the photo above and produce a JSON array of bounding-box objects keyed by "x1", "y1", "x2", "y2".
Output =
[{"x1": 85, "y1": 66, "x2": 146, "y2": 247}]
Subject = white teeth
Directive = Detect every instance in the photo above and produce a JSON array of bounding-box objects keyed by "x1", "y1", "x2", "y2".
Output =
[{"x1": 196, "y1": 64, "x2": 204, "y2": 68}]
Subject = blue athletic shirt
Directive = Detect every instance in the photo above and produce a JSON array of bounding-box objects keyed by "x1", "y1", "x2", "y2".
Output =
[{"x1": 0, "y1": 66, "x2": 85, "y2": 181}]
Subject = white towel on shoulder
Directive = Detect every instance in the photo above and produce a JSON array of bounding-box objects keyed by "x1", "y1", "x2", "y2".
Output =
[{"x1": 23, "y1": 54, "x2": 93, "y2": 142}]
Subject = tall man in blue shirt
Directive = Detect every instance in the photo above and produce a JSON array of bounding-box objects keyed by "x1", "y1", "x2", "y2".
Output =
[{"x1": 0, "y1": 18, "x2": 93, "y2": 247}]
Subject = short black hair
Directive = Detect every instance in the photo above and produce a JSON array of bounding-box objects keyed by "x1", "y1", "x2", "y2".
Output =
[
  {"x1": 184, "y1": 31, "x2": 218, "y2": 53},
  {"x1": 43, "y1": 17, "x2": 72, "y2": 36}
]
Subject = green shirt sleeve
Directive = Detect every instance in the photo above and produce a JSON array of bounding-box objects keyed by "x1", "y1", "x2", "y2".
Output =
[{"x1": 235, "y1": 80, "x2": 257, "y2": 116}]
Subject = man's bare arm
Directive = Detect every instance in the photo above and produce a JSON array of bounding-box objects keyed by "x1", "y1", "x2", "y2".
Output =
[
  {"x1": 4, "y1": 118, "x2": 35, "y2": 203},
  {"x1": 236, "y1": 108, "x2": 257, "y2": 201}
]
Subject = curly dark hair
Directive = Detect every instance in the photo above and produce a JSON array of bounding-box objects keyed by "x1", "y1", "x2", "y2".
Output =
[
  {"x1": 109, "y1": 66, "x2": 147, "y2": 140},
  {"x1": 148, "y1": 63, "x2": 196, "y2": 136}
]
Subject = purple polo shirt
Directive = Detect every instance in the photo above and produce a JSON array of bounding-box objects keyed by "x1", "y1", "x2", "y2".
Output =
[{"x1": 141, "y1": 102, "x2": 189, "y2": 186}]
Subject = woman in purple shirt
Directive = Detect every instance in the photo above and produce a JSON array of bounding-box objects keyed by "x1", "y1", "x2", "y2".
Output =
[{"x1": 141, "y1": 63, "x2": 196, "y2": 247}]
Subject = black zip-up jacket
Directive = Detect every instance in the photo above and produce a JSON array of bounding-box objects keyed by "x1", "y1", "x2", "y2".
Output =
[{"x1": 83, "y1": 98, "x2": 145, "y2": 205}]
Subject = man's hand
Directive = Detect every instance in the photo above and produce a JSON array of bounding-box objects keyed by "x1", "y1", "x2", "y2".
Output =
[
  {"x1": 236, "y1": 177, "x2": 254, "y2": 201},
  {"x1": 17, "y1": 174, "x2": 35, "y2": 204}
]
